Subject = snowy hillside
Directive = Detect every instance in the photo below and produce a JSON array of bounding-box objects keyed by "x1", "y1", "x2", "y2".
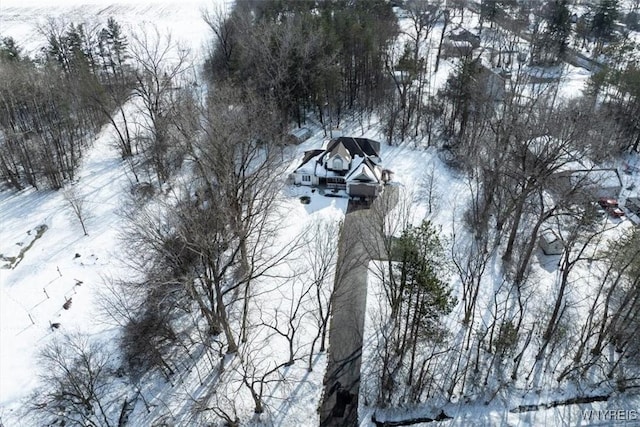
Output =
[{"x1": 0, "y1": 0, "x2": 220, "y2": 423}]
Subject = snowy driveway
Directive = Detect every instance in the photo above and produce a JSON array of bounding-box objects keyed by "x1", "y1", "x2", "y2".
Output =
[{"x1": 319, "y1": 187, "x2": 398, "y2": 426}]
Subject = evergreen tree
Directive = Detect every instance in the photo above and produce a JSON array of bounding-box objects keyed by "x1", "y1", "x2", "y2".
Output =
[
  {"x1": 0, "y1": 37, "x2": 21, "y2": 62},
  {"x1": 591, "y1": 0, "x2": 620, "y2": 48},
  {"x1": 378, "y1": 219, "x2": 456, "y2": 405},
  {"x1": 98, "y1": 17, "x2": 129, "y2": 76},
  {"x1": 543, "y1": 0, "x2": 571, "y2": 63},
  {"x1": 393, "y1": 220, "x2": 455, "y2": 335}
]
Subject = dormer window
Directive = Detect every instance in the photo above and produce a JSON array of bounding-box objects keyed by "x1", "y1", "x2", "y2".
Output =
[{"x1": 333, "y1": 158, "x2": 343, "y2": 170}]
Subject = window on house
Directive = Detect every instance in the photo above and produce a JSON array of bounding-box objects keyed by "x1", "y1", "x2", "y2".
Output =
[
  {"x1": 333, "y1": 158, "x2": 343, "y2": 170},
  {"x1": 302, "y1": 175, "x2": 311, "y2": 182}
]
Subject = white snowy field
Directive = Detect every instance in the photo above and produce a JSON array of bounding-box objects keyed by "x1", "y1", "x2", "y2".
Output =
[
  {"x1": 0, "y1": 114, "x2": 135, "y2": 416},
  {"x1": 0, "y1": 0, "x2": 224, "y2": 61}
]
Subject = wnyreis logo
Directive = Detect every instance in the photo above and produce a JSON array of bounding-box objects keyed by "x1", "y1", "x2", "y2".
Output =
[{"x1": 582, "y1": 409, "x2": 639, "y2": 422}]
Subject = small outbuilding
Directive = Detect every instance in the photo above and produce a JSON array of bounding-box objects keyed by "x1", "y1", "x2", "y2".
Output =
[
  {"x1": 625, "y1": 197, "x2": 640, "y2": 224},
  {"x1": 288, "y1": 127, "x2": 312, "y2": 144},
  {"x1": 539, "y1": 230, "x2": 563, "y2": 255}
]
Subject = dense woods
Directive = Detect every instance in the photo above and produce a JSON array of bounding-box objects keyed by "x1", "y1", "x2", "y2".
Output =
[
  {"x1": 1, "y1": 0, "x2": 640, "y2": 425},
  {"x1": 204, "y1": 0, "x2": 398, "y2": 131},
  {"x1": 0, "y1": 20, "x2": 132, "y2": 189}
]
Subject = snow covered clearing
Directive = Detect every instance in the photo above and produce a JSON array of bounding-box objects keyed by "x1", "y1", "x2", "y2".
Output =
[
  {"x1": 0, "y1": 109, "x2": 137, "y2": 419},
  {"x1": 0, "y1": 0, "x2": 225, "y2": 62}
]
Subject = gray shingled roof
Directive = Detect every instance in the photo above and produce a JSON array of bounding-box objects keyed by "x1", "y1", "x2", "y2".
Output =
[{"x1": 326, "y1": 137, "x2": 380, "y2": 158}]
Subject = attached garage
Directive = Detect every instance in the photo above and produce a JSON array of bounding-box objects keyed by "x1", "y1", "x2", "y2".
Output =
[{"x1": 347, "y1": 183, "x2": 380, "y2": 199}]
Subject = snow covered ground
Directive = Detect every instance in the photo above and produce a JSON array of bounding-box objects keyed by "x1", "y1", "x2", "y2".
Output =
[
  {"x1": 0, "y1": 111, "x2": 136, "y2": 418},
  {"x1": 0, "y1": 104, "x2": 347, "y2": 427},
  {"x1": 0, "y1": 0, "x2": 222, "y2": 423},
  {"x1": 361, "y1": 253, "x2": 640, "y2": 427},
  {"x1": 0, "y1": 2, "x2": 352, "y2": 418},
  {"x1": 1, "y1": 1, "x2": 639, "y2": 426},
  {"x1": 0, "y1": 129, "x2": 350, "y2": 427},
  {"x1": 0, "y1": 0, "x2": 224, "y2": 61}
]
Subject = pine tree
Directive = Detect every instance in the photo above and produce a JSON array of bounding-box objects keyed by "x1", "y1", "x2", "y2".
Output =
[
  {"x1": 378, "y1": 220, "x2": 456, "y2": 405},
  {"x1": 591, "y1": 0, "x2": 620, "y2": 49},
  {"x1": 393, "y1": 220, "x2": 455, "y2": 337},
  {"x1": 0, "y1": 37, "x2": 21, "y2": 62},
  {"x1": 545, "y1": 0, "x2": 571, "y2": 62},
  {"x1": 98, "y1": 17, "x2": 129, "y2": 75}
]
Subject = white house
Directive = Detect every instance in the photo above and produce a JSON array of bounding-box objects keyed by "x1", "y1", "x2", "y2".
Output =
[{"x1": 292, "y1": 137, "x2": 392, "y2": 199}]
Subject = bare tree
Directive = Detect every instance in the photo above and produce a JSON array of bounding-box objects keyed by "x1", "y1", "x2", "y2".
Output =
[
  {"x1": 129, "y1": 25, "x2": 191, "y2": 184},
  {"x1": 539, "y1": 212, "x2": 616, "y2": 353},
  {"x1": 556, "y1": 227, "x2": 640, "y2": 383},
  {"x1": 202, "y1": 5, "x2": 236, "y2": 81},
  {"x1": 303, "y1": 218, "x2": 340, "y2": 370},
  {"x1": 186, "y1": 85, "x2": 294, "y2": 345},
  {"x1": 32, "y1": 333, "x2": 125, "y2": 427},
  {"x1": 193, "y1": 381, "x2": 240, "y2": 427},
  {"x1": 382, "y1": 0, "x2": 443, "y2": 146},
  {"x1": 259, "y1": 278, "x2": 311, "y2": 368},
  {"x1": 418, "y1": 160, "x2": 441, "y2": 217},
  {"x1": 235, "y1": 331, "x2": 295, "y2": 416},
  {"x1": 62, "y1": 186, "x2": 91, "y2": 236},
  {"x1": 94, "y1": 275, "x2": 145, "y2": 328}
]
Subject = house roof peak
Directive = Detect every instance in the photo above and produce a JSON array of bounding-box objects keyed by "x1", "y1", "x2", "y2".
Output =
[{"x1": 327, "y1": 137, "x2": 380, "y2": 159}]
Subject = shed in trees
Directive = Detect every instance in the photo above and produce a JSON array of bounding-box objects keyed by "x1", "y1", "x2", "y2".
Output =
[
  {"x1": 539, "y1": 230, "x2": 563, "y2": 255},
  {"x1": 624, "y1": 196, "x2": 640, "y2": 224}
]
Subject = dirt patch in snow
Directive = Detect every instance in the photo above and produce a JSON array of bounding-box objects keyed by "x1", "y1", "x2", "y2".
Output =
[{"x1": 0, "y1": 224, "x2": 48, "y2": 269}]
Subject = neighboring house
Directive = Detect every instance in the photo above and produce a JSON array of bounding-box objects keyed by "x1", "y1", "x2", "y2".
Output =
[
  {"x1": 526, "y1": 138, "x2": 623, "y2": 200},
  {"x1": 448, "y1": 28, "x2": 481, "y2": 48},
  {"x1": 442, "y1": 28, "x2": 480, "y2": 59},
  {"x1": 554, "y1": 168, "x2": 623, "y2": 199},
  {"x1": 292, "y1": 137, "x2": 392, "y2": 199}
]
